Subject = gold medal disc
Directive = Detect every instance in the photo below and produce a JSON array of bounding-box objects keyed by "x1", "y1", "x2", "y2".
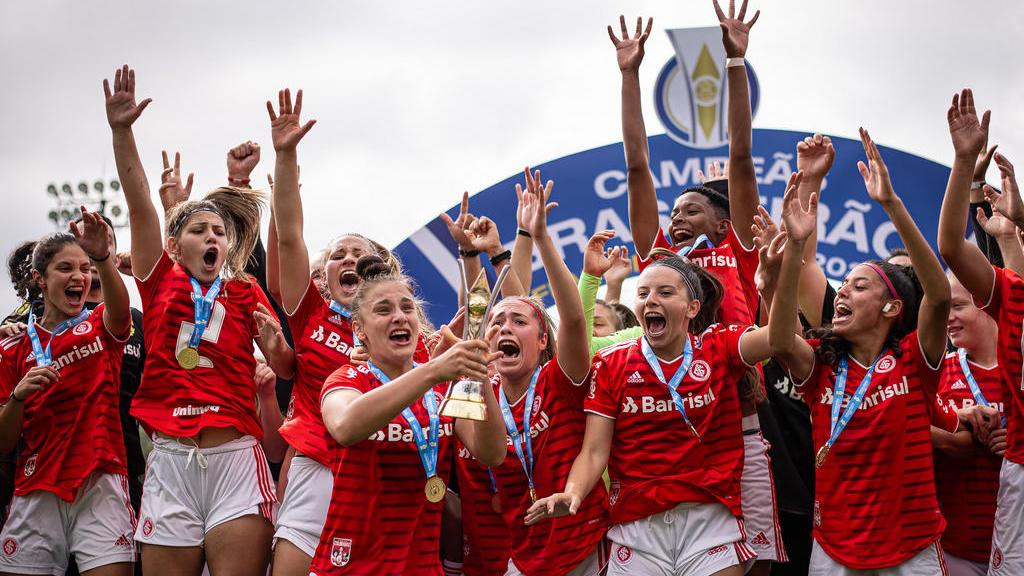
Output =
[
  {"x1": 425, "y1": 476, "x2": 446, "y2": 503},
  {"x1": 177, "y1": 348, "x2": 200, "y2": 370},
  {"x1": 814, "y1": 445, "x2": 829, "y2": 469}
]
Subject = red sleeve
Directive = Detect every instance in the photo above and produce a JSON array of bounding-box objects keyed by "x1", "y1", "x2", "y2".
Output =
[
  {"x1": 637, "y1": 227, "x2": 674, "y2": 272},
  {"x1": 548, "y1": 356, "x2": 593, "y2": 408},
  {"x1": 320, "y1": 364, "x2": 374, "y2": 406},
  {"x1": 725, "y1": 225, "x2": 760, "y2": 316},
  {"x1": 287, "y1": 278, "x2": 324, "y2": 334},
  {"x1": 903, "y1": 334, "x2": 956, "y2": 432},
  {"x1": 134, "y1": 251, "x2": 174, "y2": 307},
  {"x1": 928, "y1": 391, "x2": 959, "y2": 433},
  {"x1": 247, "y1": 278, "x2": 276, "y2": 338},
  {"x1": 791, "y1": 339, "x2": 826, "y2": 403},
  {"x1": 981, "y1": 265, "x2": 1024, "y2": 321},
  {"x1": 0, "y1": 341, "x2": 22, "y2": 398},
  {"x1": 583, "y1": 353, "x2": 620, "y2": 419}
]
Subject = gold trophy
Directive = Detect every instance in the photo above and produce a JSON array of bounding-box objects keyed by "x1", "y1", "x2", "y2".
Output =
[{"x1": 438, "y1": 259, "x2": 510, "y2": 421}]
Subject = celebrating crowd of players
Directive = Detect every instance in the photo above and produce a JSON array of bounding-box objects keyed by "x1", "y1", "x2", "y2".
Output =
[{"x1": 0, "y1": 2, "x2": 1021, "y2": 575}]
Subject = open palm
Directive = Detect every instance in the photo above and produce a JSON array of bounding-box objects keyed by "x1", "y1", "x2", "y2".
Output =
[
  {"x1": 608, "y1": 16, "x2": 653, "y2": 72},
  {"x1": 267, "y1": 88, "x2": 316, "y2": 151},
  {"x1": 103, "y1": 65, "x2": 151, "y2": 129}
]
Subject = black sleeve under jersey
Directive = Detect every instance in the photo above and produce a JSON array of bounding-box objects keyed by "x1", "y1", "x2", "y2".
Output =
[
  {"x1": 820, "y1": 281, "x2": 836, "y2": 326},
  {"x1": 970, "y1": 200, "x2": 1005, "y2": 268}
]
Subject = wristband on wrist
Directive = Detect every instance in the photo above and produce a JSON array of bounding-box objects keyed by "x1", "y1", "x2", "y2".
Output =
[
  {"x1": 228, "y1": 177, "x2": 251, "y2": 187},
  {"x1": 726, "y1": 57, "x2": 746, "y2": 68},
  {"x1": 458, "y1": 248, "x2": 481, "y2": 258},
  {"x1": 89, "y1": 252, "x2": 111, "y2": 263},
  {"x1": 489, "y1": 250, "x2": 512, "y2": 267},
  {"x1": 8, "y1": 391, "x2": 22, "y2": 404},
  {"x1": 516, "y1": 228, "x2": 532, "y2": 239},
  {"x1": 971, "y1": 180, "x2": 986, "y2": 191}
]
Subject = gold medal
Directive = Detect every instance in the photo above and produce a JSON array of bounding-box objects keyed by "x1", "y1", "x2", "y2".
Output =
[
  {"x1": 529, "y1": 487, "x2": 537, "y2": 504},
  {"x1": 814, "y1": 444, "x2": 830, "y2": 469},
  {"x1": 491, "y1": 492, "x2": 502, "y2": 514},
  {"x1": 425, "y1": 475, "x2": 446, "y2": 503},
  {"x1": 177, "y1": 348, "x2": 200, "y2": 370}
]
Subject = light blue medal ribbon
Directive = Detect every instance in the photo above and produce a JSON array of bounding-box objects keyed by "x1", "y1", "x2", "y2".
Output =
[
  {"x1": 26, "y1": 307, "x2": 91, "y2": 367},
  {"x1": 186, "y1": 276, "x2": 222, "y2": 350},
  {"x1": 498, "y1": 367, "x2": 541, "y2": 502},
  {"x1": 815, "y1": 354, "x2": 882, "y2": 468},
  {"x1": 366, "y1": 361, "x2": 443, "y2": 498},
  {"x1": 329, "y1": 300, "x2": 360, "y2": 347},
  {"x1": 675, "y1": 234, "x2": 714, "y2": 257},
  {"x1": 640, "y1": 336, "x2": 701, "y2": 442},
  {"x1": 957, "y1": 348, "x2": 1006, "y2": 428}
]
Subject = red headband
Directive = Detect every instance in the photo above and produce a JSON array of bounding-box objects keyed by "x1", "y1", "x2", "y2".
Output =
[{"x1": 863, "y1": 262, "x2": 903, "y2": 321}]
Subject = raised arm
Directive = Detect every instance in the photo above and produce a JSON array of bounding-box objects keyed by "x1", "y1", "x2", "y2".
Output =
[
  {"x1": 103, "y1": 65, "x2": 160, "y2": 279},
  {"x1": 794, "y1": 135, "x2": 835, "y2": 327},
  {"x1": 975, "y1": 209, "x2": 1024, "y2": 277},
  {"x1": 523, "y1": 169, "x2": 590, "y2": 381},
  {"x1": 440, "y1": 192, "x2": 483, "y2": 304},
  {"x1": 71, "y1": 208, "x2": 130, "y2": 338},
  {"x1": 714, "y1": 0, "x2": 761, "y2": 247},
  {"x1": 860, "y1": 129, "x2": 950, "y2": 365},
  {"x1": 580, "y1": 230, "x2": 617, "y2": 349},
  {"x1": 268, "y1": 88, "x2": 316, "y2": 314},
  {"x1": 511, "y1": 181, "x2": 535, "y2": 291},
  {"x1": 157, "y1": 150, "x2": 194, "y2": 217},
  {"x1": 609, "y1": 16, "x2": 659, "y2": 259},
  {"x1": 937, "y1": 89, "x2": 996, "y2": 304},
  {"x1": 464, "y1": 215, "x2": 525, "y2": 297}
]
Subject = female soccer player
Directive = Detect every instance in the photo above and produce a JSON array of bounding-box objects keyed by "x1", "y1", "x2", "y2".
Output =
[
  {"x1": 0, "y1": 209, "x2": 134, "y2": 575},
  {"x1": 313, "y1": 256, "x2": 507, "y2": 575},
  {"x1": 104, "y1": 65, "x2": 294, "y2": 575},
  {"x1": 937, "y1": 88, "x2": 1024, "y2": 576},
  {"x1": 774, "y1": 129, "x2": 956, "y2": 574}
]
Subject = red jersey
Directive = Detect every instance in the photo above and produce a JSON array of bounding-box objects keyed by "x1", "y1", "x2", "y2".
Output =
[
  {"x1": 640, "y1": 225, "x2": 759, "y2": 326},
  {"x1": 280, "y1": 280, "x2": 356, "y2": 466},
  {"x1": 455, "y1": 439, "x2": 512, "y2": 576},
  {"x1": 0, "y1": 304, "x2": 127, "y2": 501},
  {"x1": 491, "y1": 359, "x2": 607, "y2": 576},
  {"x1": 796, "y1": 332, "x2": 948, "y2": 569},
  {"x1": 934, "y1": 352, "x2": 1003, "y2": 563},
  {"x1": 133, "y1": 252, "x2": 271, "y2": 439},
  {"x1": 311, "y1": 364, "x2": 453, "y2": 575},
  {"x1": 980, "y1": 265, "x2": 1024, "y2": 465},
  {"x1": 587, "y1": 325, "x2": 752, "y2": 524}
]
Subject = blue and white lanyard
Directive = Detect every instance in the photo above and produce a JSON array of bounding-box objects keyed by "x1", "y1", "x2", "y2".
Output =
[
  {"x1": 366, "y1": 361, "x2": 438, "y2": 480},
  {"x1": 26, "y1": 307, "x2": 91, "y2": 366},
  {"x1": 957, "y1": 348, "x2": 1005, "y2": 427},
  {"x1": 675, "y1": 234, "x2": 714, "y2": 257},
  {"x1": 330, "y1": 300, "x2": 360, "y2": 347},
  {"x1": 187, "y1": 276, "x2": 222, "y2": 349},
  {"x1": 640, "y1": 336, "x2": 700, "y2": 441},
  {"x1": 824, "y1": 354, "x2": 882, "y2": 450},
  {"x1": 498, "y1": 367, "x2": 541, "y2": 499}
]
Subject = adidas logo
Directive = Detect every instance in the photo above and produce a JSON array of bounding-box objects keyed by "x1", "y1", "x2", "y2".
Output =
[
  {"x1": 950, "y1": 380, "x2": 968, "y2": 390},
  {"x1": 750, "y1": 531, "x2": 771, "y2": 548},
  {"x1": 627, "y1": 371, "x2": 644, "y2": 384},
  {"x1": 114, "y1": 534, "x2": 133, "y2": 548}
]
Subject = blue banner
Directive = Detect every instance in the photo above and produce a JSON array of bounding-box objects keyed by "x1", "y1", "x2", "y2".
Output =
[{"x1": 395, "y1": 130, "x2": 951, "y2": 326}]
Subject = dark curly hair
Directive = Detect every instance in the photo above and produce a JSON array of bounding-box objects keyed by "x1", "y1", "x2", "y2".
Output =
[
  {"x1": 680, "y1": 185, "x2": 730, "y2": 220},
  {"x1": 8, "y1": 240, "x2": 39, "y2": 304},
  {"x1": 807, "y1": 260, "x2": 922, "y2": 366}
]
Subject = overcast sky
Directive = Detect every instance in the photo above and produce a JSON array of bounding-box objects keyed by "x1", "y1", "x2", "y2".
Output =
[{"x1": 1, "y1": 1, "x2": 1021, "y2": 314}]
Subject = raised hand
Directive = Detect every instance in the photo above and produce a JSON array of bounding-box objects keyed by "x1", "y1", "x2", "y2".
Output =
[
  {"x1": 524, "y1": 492, "x2": 579, "y2": 525},
  {"x1": 582, "y1": 231, "x2": 617, "y2": 277},
  {"x1": 607, "y1": 15, "x2": 653, "y2": 72},
  {"x1": 780, "y1": 171, "x2": 814, "y2": 242},
  {"x1": 69, "y1": 206, "x2": 113, "y2": 260},
  {"x1": 857, "y1": 128, "x2": 897, "y2": 206},
  {"x1": 696, "y1": 161, "x2": 727, "y2": 184},
  {"x1": 604, "y1": 246, "x2": 633, "y2": 286},
  {"x1": 159, "y1": 150, "x2": 194, "y2": 210},
  {"x1": 976, "y1": 207, "x2": 1018, "y2": 239},
  {"x1": 947, "y1": 89, "x2": 989, "y2": 160},
  {"x1": 103, "y1": 64, "x2": 152, "y2": 129},
  {"x1": 228, "y1": 141, "x2": 261, "y2": 182},
  {"x1": 983, "y1": 153, "x2": 1024, "y2": 228},
  {"x1": 440, "y1": 192, "x2": 477, "y2": 252},
  {"x1": 713, "y1": 0, "x2": 760, "y2": 58},
  {"x1": 267, "y1": 89, "x2": 316, "y2": 151},
  {"x1": 465, "y1": 216, "x2": 503, "y2": 256},
  {"x1": 521, "y1": 167, "x2": 557, "y2": 239},
  {"x1": 254, "y1": 303, "x2": 288, "y2": 352},
  {"x1": 115, "y1": 252, "x2": 133, "y2": 276},
  {"x1": 797, "y1": 134, "x2": 835, "y2": 181}
]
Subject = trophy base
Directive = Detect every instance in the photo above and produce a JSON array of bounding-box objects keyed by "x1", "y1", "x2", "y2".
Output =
[{"x1": 439, "y1": 398, "x2": 488, "y2": 421}]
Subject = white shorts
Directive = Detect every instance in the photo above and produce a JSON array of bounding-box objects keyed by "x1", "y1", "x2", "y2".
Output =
[
  {"x1": 990, "y1": 459, "x2": 1024, "y2": 575},
  {"x1": 135, "y1": 434, "x2": 276, "y2": 547},
  {"x1": 944, "y1": 552, "x2": 986, "y2": 576},
  {"x1": 273, "y1": 454, "x2": 332, "y2": 557},
  {"x1": 0, "y1": 472, "x2": 135, "y2": 575},
  {"x1": 606, "y1": 502, "x2": 756, "y2": 576},
  {"x1": 741, "y1": 414, "x2": 787, "y2": 563},
  {"x1": 810, "y1": 539, "x2": 948, "y2": 575},
  {"x1": 505, "y1": 541, "x2": 608, "y2": 576}
]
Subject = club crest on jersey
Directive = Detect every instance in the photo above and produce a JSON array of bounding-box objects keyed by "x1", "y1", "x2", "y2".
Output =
[
  {"x1": 1, "y1": 537, "x2": 15, "y2": 557},
  {"x1": 285, "y1": 396, "x2": 296, "y2": 420},
  {"x1": 142, "y1": 518, "x2": 154, "y2": 537},
  {"x1": 531, "y1": 394, "x2": 543, "y2": 415},
  {"x1": 614, "y1": 544, "x2": 632, "y2": 565},
  {"x1": 688, "y1": 360, "x2": 711, "y2": 382},
  {"x1": 72, "y1": 321, "x2": 92, "y2": 335},
  {"x1": 609, "y1": 481, "x2": 620, "y2": 506},
  {"x1": 992, "y1": 547, "x2": 1003, "y2": 569},
  {"x1": 331, "y1": 538, "x2": 353, "y2": 567},
  {"x1": 875, "y1": 355, "x2": 896, "y2": 373},
  {"x1": 23, "y1": 455, "x2": 36, "y2": 477}
]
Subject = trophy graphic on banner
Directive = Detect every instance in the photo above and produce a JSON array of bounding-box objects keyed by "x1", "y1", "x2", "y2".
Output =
[{"x1": 438, "y1": 259, "x2": 510, "y2": 421}]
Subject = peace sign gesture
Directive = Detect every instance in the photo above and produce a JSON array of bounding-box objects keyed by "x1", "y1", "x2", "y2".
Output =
[
  {"x1": 103, "y1": 64, "x2": 152, "y2": 129},
  {"x1": 607, "y1": 16, "x2": 653, "y2": 73},
  {"x1": 713, "y1": 0, "x2": 760, "y2": 58},
  {"x1": 267, "y1": 88, "x2": 316, "y2": 152}
]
